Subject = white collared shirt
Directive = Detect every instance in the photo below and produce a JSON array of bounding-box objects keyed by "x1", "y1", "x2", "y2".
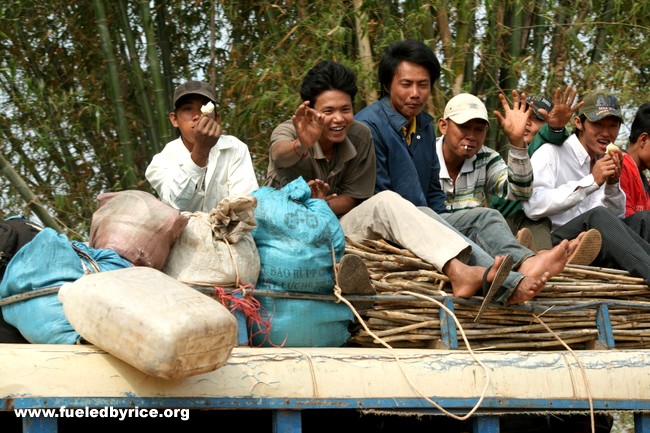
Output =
[
  {"x1": 523, "y1": 134, "x2": 625, "y2": 230},
  {"x1": 145, "y1": 135, "x2": 259, "y2": 212}
]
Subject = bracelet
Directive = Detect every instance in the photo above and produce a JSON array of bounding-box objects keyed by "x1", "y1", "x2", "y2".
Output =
[{"x1": 292, "y1": 139, "x2": 308, "y2": 158}]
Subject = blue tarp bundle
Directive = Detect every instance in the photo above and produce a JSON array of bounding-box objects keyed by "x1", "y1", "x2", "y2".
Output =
[
  {"x1": 250, "y1": 177, "x2": 352, "y2": 347},
  {"x1": 0, "y1": 228, "x2": 132, "y2": 344}
]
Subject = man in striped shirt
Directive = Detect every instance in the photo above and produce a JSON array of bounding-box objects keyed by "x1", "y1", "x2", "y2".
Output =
[
  {"x1": 436, "y1": 92, "x2": 532, "y2": 212},
  {"x1": 435, "y1": 92, "x2": 601, "y2": 266}
]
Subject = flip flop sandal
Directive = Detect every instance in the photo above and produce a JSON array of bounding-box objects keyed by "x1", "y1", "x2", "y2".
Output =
[
  {"x1": 475, "y1": 253, "x2": 513, "y2": 322},
  {"x1": 567, "y1": 229, "x2": 602, "y2": 266},
  {"x1": 516, "y1": 228, "x2": 537, "y2": 253},
  {"x1": 336, "y1": 254, "x2": 376, "y2": 311}
]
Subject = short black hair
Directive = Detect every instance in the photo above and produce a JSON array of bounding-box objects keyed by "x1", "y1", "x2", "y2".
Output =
[
  {"x1": 572, "y1": 114, "x2": 588, "y2": 136},
  {"x1": 300, "y1": 61, "x2": 357, "y2": 104},
  {"x1": 573, "y1": 112, "x2": 624, "y2": 137},
  {"x1": 378, "y1": 39, "x2": 441, "y2": 98},
  {"x1": 630, "y1": 103, "x2": 650, "y2": 143}
]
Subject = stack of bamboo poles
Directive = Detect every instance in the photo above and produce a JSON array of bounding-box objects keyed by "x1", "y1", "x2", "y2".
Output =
[{"x1": 346, "y1": 237, "x2": 650, "y2": 351}]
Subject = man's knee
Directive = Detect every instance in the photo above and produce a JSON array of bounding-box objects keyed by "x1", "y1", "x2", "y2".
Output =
[
  {"x1": 583, "y1": 206, "x2": 619, "y2": 227},
  {"x1": 371, "y1": 190, "x2": 411, "y2": 215},
  {"x1": 464, "y1": 206, "x2": 508, "y2": 223},
  {"x1": 625, "y1": 210, "x2": 650, "y2": 240},
  {"x1": 373, "y1": 190, "x2": 402, "y2": 203},
  {"x1": 626, "y1": 209, "x2": 650, "y2": 226}
]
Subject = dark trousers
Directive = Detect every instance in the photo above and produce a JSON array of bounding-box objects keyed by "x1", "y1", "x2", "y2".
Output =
[{"x1": 551, "y1": 207, "x2": 650, "y2": 284}]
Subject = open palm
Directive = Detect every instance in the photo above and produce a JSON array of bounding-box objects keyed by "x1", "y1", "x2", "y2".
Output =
[
  {"x1": 494, "y1": 90, "x2": 528, "y2": 148},
  {"x1": 292, "y1": 101, "x2": 324, "y2": 147}
]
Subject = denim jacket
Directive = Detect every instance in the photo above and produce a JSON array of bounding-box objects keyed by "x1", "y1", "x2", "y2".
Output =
[{"x1": 355, "y1": 97, "x2": 448, "y2": 214}]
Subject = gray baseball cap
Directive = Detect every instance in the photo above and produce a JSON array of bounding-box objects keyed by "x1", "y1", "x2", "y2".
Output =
[
  {"x1": 172, "y1": 80, "x2": 217, "y2": 108},
  {"x1": 529, "y1": 94, "x2": 554, "y2": 120},
  {"x1": 579, "y1": 92, "x2": 623, "y2": 122}
]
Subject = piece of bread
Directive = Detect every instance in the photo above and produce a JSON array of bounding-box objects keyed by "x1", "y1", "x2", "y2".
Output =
[
  {"x1": 201, "y1": 101, "x2": 215, "y2": 115},
  {"x1": 606, "y1": 143, "x2": 620, "y2": 155}
]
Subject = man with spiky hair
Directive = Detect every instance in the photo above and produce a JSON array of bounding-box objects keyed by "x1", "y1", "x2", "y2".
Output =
[{"x1": 267, "y1": 60, "x2": 518, "y2": 301}]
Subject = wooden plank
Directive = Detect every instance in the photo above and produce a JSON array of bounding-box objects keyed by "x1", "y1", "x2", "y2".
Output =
[
  {"x1": 596, "y1": 304, "x2": 616, "y2": 348},
  {"x1": 22, "y1": 417, "x2": 57, "y2": 433},
  {"x1": 473, "y1": 416, "x2": 500, "y2": 433},
  {"x1": 635, "y1": 413, "x2": 650, "y2": 433},
  {"x1": 2, "y1": 344, "x2": 650, "y2": 405},
  {"x1": 440, "y1": 297, "x2": 458, "y2": 349}
]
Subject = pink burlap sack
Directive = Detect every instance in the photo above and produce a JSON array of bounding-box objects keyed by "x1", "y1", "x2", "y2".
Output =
[{"x1": 90, "y1": 190, "x2": 188, "y2": 269}]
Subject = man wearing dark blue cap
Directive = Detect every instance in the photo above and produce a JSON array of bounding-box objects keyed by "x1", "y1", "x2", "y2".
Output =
[
  {"x1": 527, "y1": 88, "x2": 582, "y2": 155},
  {"x1": 146, "y1": 80, "x2": 259, "y2": 212},
  {"x1": 524, "y1": 92, "x2": 650, "y2": 285}
]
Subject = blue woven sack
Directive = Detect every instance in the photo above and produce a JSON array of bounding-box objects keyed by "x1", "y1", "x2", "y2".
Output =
[
  {"x1": 0, "y1": 228, "x2": 133, "y2": 344},
  {"x1": 250, "y1": 177, "x2": 352, "y2": 346}
]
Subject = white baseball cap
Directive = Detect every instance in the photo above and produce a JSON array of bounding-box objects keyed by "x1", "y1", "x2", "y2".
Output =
[{"x1": 443, "y1": 93, "x2": 489, "y2": 125}]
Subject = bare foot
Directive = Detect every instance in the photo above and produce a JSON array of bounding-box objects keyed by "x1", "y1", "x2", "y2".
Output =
[
  {"x1": 518, "y1": 239, "x2": 569, "y2": 279},
  {"x1": 507, "y1": 272, "x2": 549, "y2": 305},
  {"x1": 444, "y1": 255, "x2": 507, "y2": 298}
]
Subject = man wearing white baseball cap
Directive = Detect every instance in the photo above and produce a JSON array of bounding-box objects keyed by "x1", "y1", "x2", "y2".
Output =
[
  {"x1": 437, "y1": 92, "x2": 529, "y2": 212},
  {"x1": 443, "y1": 93, "x2": 491, "y2": 123},
  {"x1": 436, "y1": 92, "x2": 600, "y2": 266}
]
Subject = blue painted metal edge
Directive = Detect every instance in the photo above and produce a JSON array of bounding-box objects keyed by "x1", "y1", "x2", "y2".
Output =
[
  {"x1": 440, "y1": 297, "x2": 458, "y2": 349},
  {"x1": 5, "y1": 397, "x2": 650, "y2": 412},
  {"x1": 596, "y1": 304, "x2": 616, "y2": 348}
]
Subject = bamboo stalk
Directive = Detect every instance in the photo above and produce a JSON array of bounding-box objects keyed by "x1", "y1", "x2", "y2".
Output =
[
  {"x1": 368, "y1": 321, "x2": 441, "y2": 337},
  {"x1": 564, "y1": 264, "x2": 633, "y2": 275},
  {"x1": 560, "y1": 267, "x2": 644, "y2": 283},
  {"x1": 361, "y1": 238, "x2": 417, "y2": 257},
  {"x1": 460, "y1": 335, "x2": 598, "y2": 350},
  {"x1": 345, "y1": 237, "x2": 650, "y2": 351},
  {"x1": 382, "y1": 269, "x2": 449, "y2": 282}
]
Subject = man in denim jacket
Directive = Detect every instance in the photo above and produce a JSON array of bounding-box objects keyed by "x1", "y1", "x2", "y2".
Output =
[{"x1": 356, "y1": 39, "x2": 576, "y2": 304}]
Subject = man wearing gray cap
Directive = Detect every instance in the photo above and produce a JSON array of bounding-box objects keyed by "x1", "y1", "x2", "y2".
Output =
[
  {"x1": 146, "y1": 80, "x2": 258, "y2": 212},
  {"x1": 490, "y1": 86, "x2": 595, "y2": 254},
  {"x1": 524, "y1": 92, "x2": 650, "y2": 286}
]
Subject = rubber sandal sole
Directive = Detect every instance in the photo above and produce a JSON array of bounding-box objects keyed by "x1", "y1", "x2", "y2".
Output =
[
  {"x1": 567, "y1": 229, "x2": 602, "y2": 266},
  {"x1": 336, "y1": 254, "x2": 376, "y2": 311},
  {"x1": 475, "y1": 253, "x2": 513, "y2": 322}
]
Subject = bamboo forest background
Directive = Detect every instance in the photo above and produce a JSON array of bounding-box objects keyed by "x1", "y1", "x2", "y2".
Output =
[{"x1": 1, "y1": 0, "x2": 649, "y2": 238}]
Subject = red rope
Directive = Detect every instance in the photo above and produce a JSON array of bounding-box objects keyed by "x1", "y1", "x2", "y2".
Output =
[{"x1": 211, "y1": 283, "x2": 285, "y2": 347}]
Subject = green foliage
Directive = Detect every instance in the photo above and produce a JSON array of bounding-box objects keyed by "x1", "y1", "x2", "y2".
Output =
[{"x1": 0, "y1": 0, "x2": 649, "y2": 236}]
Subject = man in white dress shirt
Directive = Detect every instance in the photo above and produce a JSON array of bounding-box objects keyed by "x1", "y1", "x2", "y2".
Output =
[{"x1": 524, "y1": 92, "x2": 650, "y2": 284}]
